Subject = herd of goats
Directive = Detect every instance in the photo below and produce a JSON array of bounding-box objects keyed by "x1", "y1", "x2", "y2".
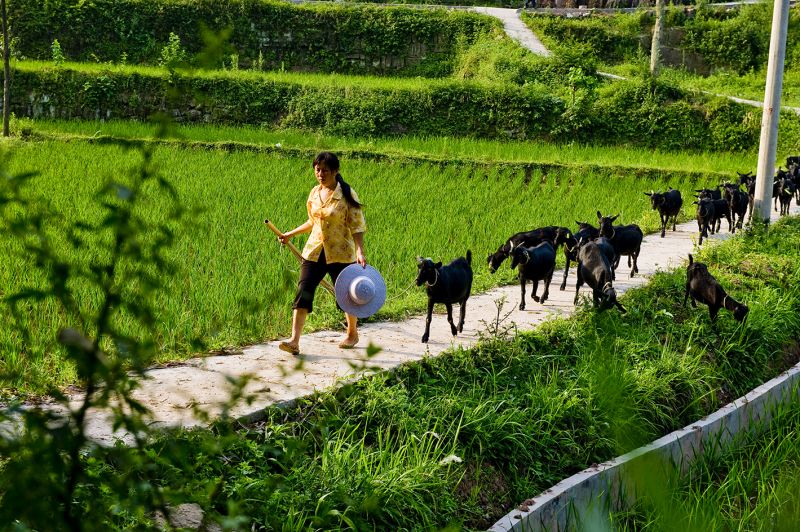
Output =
[{"x1": 414, "y1": 160, "x2": 800, "y2": 343}]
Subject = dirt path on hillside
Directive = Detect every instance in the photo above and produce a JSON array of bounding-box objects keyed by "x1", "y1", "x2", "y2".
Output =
[{"x1": 63, "y1": 203, "x2": 798, "y2": 445}]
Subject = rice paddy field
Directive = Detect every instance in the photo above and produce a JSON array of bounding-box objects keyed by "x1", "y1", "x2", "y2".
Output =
[
  {"x1": 0, "y1": 124, "x2": 742, "y2": 393},
  {"x1": 29, "y1": 118, "x2": 758, "y2": 174}
]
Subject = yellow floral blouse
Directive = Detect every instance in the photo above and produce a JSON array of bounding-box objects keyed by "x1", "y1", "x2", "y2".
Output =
[{"x1": 301, "y1": 183, "x2": 367, "y2": 263}]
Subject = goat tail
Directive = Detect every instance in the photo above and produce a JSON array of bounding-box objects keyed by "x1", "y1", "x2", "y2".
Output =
[
  {"x1": 466, "y1": 250, "x2": 472, "y2": 266},
  {"x1": 688, "y1": 253, "x2": 694, "y2": 265}
]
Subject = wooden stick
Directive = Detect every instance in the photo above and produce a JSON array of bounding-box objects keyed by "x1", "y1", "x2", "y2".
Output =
[{"x1": 264, "y1": 219, "x2": 335, "y2": 296}]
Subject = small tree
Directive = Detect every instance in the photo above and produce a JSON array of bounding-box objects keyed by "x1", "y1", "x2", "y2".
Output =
[{"x1": 650, "y1": 0, "x2": 664, "y2": 76}]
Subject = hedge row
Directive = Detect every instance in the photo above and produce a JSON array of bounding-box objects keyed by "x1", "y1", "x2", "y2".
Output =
[
  {"x1": 6, "y1": 62, "x2": 800, "y2": 151},
  {"x1": 7, "y1": 0, "x2": 497, "y2": 77},
  {"x1": 524, "y1": 5, "x2": 800, "y2": 73}
]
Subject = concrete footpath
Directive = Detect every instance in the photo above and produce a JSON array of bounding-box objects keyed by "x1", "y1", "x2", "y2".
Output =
[{"x1": 66, "y1": 202, "x2": 798, "y2": 444}]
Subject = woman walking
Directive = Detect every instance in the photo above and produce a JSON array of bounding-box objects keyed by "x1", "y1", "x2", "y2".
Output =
[{"x1": 277, "y1": 152, "x2": 367, "y2": 355}]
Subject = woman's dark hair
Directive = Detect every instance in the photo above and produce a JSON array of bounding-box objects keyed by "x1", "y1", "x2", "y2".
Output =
[{"x1": 313, "y1": 151, "x2": 362, "y2": 208}]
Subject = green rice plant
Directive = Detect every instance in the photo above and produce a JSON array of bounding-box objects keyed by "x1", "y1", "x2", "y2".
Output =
[
  {"x1": 26, "y1": 117, "x2": 758, "y2": 174},
  {"x1": 0, "y1": 138, "x2": 728, "y2": 394}
]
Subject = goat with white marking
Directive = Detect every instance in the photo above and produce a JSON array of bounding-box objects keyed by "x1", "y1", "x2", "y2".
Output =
[
  {"x1": 416, "y1": 251, "x2": 473, "y2": 343},
  {"x1": 509, "y1": 241, "x2": 556, "y2": 310}
]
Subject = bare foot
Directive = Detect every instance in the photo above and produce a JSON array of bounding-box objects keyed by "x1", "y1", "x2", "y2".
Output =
[
  {"x1": 338, "y1": 335, "x2": 359, "y2": 349},
  {"x1": 278, "y1": 341, "x2": 300, "y2": 356}
]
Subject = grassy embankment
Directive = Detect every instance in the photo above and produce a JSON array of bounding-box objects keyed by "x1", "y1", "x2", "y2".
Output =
[
  {"x1": 0, "y1": 121, "x2": 746, "y2": 394},
  {"x1": 522, "y1": 9, "x2": 800, "y2": 109},
  {"x1": 67, "y1": 217, "x2": 800, "y2": 530}
]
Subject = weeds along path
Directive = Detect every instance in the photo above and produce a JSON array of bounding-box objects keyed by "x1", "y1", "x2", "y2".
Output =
[{"x1": 71, "y1": 202, "x2": 799, "y2": 445}]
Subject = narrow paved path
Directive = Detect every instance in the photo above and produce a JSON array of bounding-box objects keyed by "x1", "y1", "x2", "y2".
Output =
[
  {"x1": 71, "y1": 203, "x2": 798, "y2": 444},
  {"x1": 472, "y1": 7, "x2": 551, "y2": 56}
]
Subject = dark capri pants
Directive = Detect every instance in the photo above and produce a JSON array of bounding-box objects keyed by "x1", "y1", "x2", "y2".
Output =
[{"x1": 293, "y1": 250, "x2": 350, "y2": 314}]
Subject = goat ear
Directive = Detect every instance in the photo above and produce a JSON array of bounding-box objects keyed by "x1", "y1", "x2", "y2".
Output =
[
  {"x1": 692, "y1": 200, "x2": 698, "y2": 205},
  {"x1": 596, "y1": 210, "x2": 602, "y2": 219},
  {"x1": 611, "y1": 214, "x2": 619, "y2": 222},
  {"x1": 644, "y1": 191, "x2": 652, "y2": 196}
]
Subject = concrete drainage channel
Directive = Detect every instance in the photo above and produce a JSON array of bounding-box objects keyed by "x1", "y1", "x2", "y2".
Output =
[{"x1": 489, "y1": 360, "x2": 800, "y2": 531}]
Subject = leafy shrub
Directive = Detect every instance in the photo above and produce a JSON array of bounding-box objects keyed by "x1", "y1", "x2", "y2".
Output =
[
  {"x1": 50, "y1": 38, "x2": 64, "y2": 66},
  {"x1": 682, "y1": 4, "x2": 772, "y2": 74},
  {"x1": 158, "y1": 32, "x2": 187, "y2": 69},
  {"x1": 7, "y1": 0, "x2": 497, "y2": 77},
  {"x1": 7, "y1": 61, "x2": 800, "y2": 151}
]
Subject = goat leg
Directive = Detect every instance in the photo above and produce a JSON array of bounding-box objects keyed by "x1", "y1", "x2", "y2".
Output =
[
  {"x1": 446, "y1": 303, "x2": 457, "y2": 337},
  {"x1": 709, "y1": 305, "x2": 720, "y2": 323},
  {"x1": 457, "y1": 299, "x2": 466, "y2": 333},
  {"x1": 531, "y1": 280, "x2": 540, "y2": 303},
  {"x1": 574, "y1": 267, "x2": 583, "y2": 305},
  {"x1": 519, "y1": 274, "x2": 527, "y2": 311},
  {"x1": 421, "y1": 299, "x2": 434, "y2": 343},
  {"x1": 660, "y1": 214, "x2": 666, "y2": 238},
  {"x1": 560, "y1": 257, "x2": 570, "y2": 291},
  {"x1": 540, "y1": 269, "x2": 553, "y2": 304}
]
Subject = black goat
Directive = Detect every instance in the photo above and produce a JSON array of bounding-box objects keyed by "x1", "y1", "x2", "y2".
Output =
[
  {"x1": 696, "y1": 187, "x2": 722, "y2": 201},
  {"x1": 574, "y1": 239, "x2": 626, "y2": 313},
  {"x1": 487, "y1": 226, "x2": 560, "y2": 273},
  {"x1": 684, "y1": 254, "x2": 749, "y2": 323},
  {"x1": 710, "y1": 198, "x2": 732, "y2": 233},
  {"x1": 509, "y1": 241, "x2": 556, "y2": 310},
  {"x1": 416, "y1": 251, "x2": 473, "y2": 343},
  {"x1": 693, "y1": 197, "x2": 715, "y2": 245},
  {"x1": 777, "y1": 175, "x2": 796, "y2": 216},
  {"x1": 645, "y1": 189, "x2": 683, "y2": 238},
  {"x1": 596, "y1": 212, "x2": 643, "y2": 278},
  {"x1": 553, "y1": 222, "x2": 601, "y2": 291},
  {"x1": 738, "y1": 172, "x2": 757, "y2": 222},
  {"x1": 722, "y1": 183, "x2": 748, "y2": 231}
]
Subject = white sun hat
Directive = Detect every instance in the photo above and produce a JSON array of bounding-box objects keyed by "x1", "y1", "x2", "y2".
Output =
[{"x1": 334, "y1": 264, "x2": 387, "y2": 318}]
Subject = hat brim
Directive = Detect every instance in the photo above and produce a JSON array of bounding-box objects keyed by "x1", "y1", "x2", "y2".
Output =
[{"x1": 334, "y1": 264, "x2": 387, "y2": 318}]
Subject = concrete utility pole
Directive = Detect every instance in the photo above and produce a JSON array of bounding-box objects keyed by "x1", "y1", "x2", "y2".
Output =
[
  {"x1": 753, "y1": 0, "x2": 790, "y2": 223},
  {"x1": 1, "y1": 0, "x2": 9, "y2": 137},
  {"x1": 650, "y1": 0, "x2": 664, "y2": 76}
]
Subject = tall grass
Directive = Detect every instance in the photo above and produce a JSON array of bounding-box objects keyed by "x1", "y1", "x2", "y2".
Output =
[
  {"x1": 73, "y1": 217, "x2": 800, "y2": 530},
  {"x1": 27, "y1": 118, "x2": 757, "y2": 174},
  {"x1": 1, "y1": 139, "x2": 725, "y2": 392},
  {"x1": 613, "y1": 392, "x2": 800, "y2": 530}
]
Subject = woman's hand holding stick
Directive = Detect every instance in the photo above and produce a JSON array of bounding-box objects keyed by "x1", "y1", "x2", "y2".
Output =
[{"x1": 264, "y1": 219, "x2": 335, "y2": 295}]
